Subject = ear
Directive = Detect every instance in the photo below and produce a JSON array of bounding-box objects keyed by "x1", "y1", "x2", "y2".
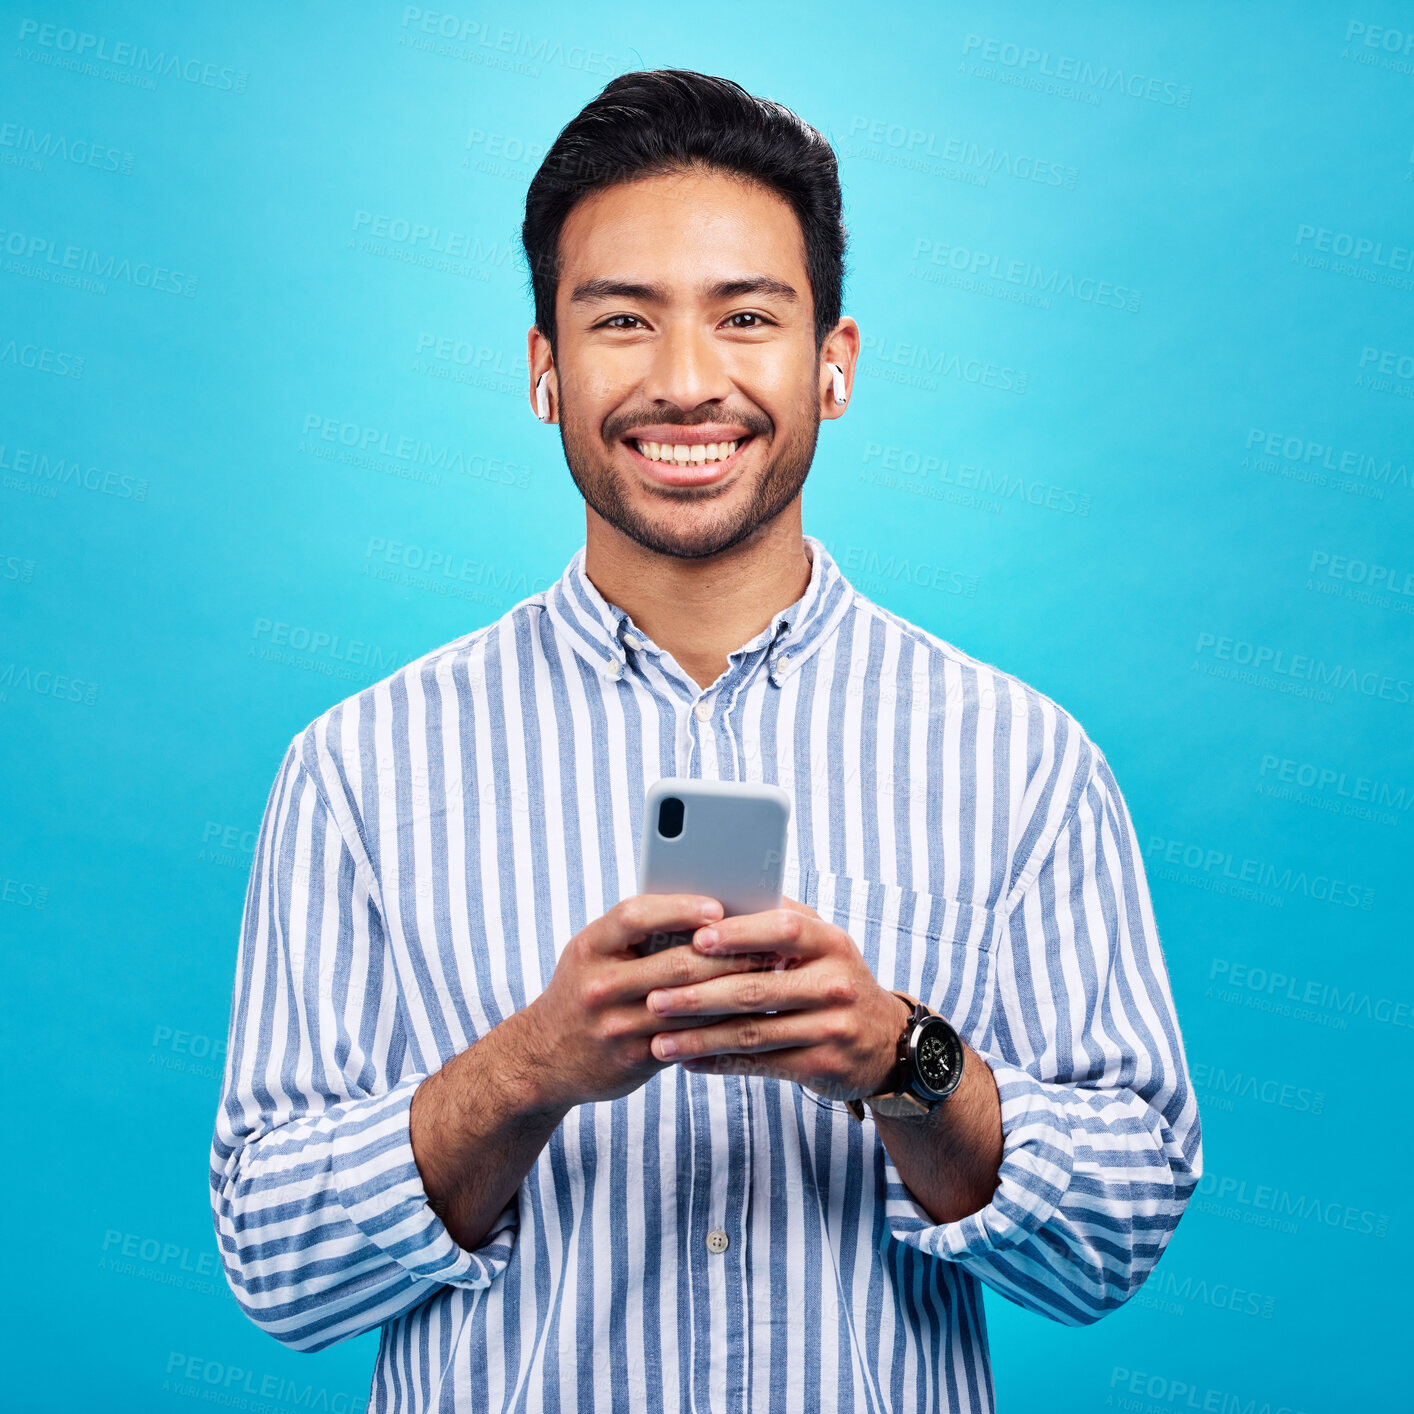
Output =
[
  {"x1": 818, "y1": 317, "x2": 860, "y2": 422},
  {"x1": 527, "y1": 325, "x2": 557, "y2": 424}
]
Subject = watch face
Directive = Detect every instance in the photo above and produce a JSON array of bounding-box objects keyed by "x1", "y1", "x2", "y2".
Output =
[{"x1": 912, "y1": 1017, "x2": 963, "y2": 1099}]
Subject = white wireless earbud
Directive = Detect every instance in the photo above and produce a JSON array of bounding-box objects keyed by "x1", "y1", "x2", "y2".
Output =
[
  {"x1": 535, "y1": 371, "x2": 552, "y2": 422},
  {"x1": 828, "y1": 363, "x2": 848, "y2": 405}
]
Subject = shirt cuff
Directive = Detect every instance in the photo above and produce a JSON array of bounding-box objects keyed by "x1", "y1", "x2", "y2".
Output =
[
  {"x1": 328, "y1": 1073, "x2": 518, "y2": 1290},
  {"x1": 883, "y1": 1055, "x2": 1075, "y2": 1262}
]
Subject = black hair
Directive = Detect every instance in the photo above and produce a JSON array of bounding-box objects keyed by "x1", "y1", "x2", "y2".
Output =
[{"x1": 522, "y1": 69, "x2": 847, "y2": 351}]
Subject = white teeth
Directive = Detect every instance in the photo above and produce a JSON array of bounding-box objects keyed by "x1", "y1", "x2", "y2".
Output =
[
  {"x1": 632, "y1": 438, "x2": 742, "y2": 464},
  {"x1": 633, "y1": 439, "x2": 740, "y2": 465}
]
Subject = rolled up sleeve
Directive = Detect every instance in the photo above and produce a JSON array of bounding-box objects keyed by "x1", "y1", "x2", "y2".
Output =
[
  {"x1": 886, "y1": 748, "x2": 1202, "y2": 1325},
  {"x1": 209, "y1": 733, "x2": 518, "y2": 1353}
]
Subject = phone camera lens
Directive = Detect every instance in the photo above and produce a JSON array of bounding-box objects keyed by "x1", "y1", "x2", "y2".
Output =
[{"x1": 657, "y1": 797, "x2": 684, "y2": 839}]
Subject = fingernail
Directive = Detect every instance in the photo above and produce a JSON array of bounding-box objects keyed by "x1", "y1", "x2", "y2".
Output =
[
  {"x1": 695, "y1": 927, "x2": 718, "y2": 950},
  {"x1": 701, "y1": 900, "x2": 723, "y2": 920},
  {"x1": 656, "y1": 1037, "x2": 678, "y2": 1058}
]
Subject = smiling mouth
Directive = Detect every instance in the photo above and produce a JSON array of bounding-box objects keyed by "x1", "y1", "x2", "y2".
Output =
[
  {"x1": 630, "y1": 437, "x2": 747, "y2": 466},
  {"x1": 621, "y1": 432, "x2": 756, "y2": 485}
]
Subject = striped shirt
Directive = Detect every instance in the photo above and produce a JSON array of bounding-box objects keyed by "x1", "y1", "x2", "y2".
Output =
[{"x1": 210, "y1": 533, "x2": 1201, "y2": 1413}]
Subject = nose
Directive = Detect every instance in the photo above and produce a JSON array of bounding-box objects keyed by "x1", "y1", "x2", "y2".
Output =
[{"x1": 640, "y1": 321, "x2": 733, "y2": 411}]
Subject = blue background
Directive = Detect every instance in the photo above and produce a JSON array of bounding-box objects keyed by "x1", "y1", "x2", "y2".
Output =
[{"x1": 3, "y1": 3, "x2": 1411, "y2": 1410}]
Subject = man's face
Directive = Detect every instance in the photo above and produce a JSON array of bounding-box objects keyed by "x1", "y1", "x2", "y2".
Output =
[{"x1": 542, "y1": 166, "x2": 840, "y2": 560}]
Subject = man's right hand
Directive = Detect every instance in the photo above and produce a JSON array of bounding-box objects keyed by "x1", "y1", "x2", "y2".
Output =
[{"x1": 521, "y1": 894, "x2": 779, "y2": 1110}]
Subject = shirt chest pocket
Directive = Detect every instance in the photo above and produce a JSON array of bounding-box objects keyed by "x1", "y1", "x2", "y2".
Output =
[{"x1": 798, "y1": 867, "x2": 999, "y2": 1049}]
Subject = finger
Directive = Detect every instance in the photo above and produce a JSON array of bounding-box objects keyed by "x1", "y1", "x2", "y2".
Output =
[
  {"x1": 585, "y1": 894, "x2": 724, "y2": 957},
  {"x1": 645, "y1": 964, "x2": 821, "y2": 1018},
  {"x1": 651, "y1": 1011, "x2": 825, "y2": 1062},
  {"x1": 604, "y1": 945, "x2": 780, "y2": 1005},
  {"x1": 690, "y1": 906, "x2": 820, "y2": 958}
]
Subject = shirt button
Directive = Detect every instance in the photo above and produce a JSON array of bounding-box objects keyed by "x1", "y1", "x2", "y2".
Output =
[
  {"x1": 693, "y1": 700, "x2": 712, "y2": 722},
  {"x1": 606, "y1": 660, "x2": 622, "y2": 679},
  {"x1": 624, "y1": 635, "x2": 644, "y2": 651},
  {"x1": 774, "y1": 654, "x2": 792, "y2": 675},
  {"x1": 705, "y1": 1229, "x2": 730, "y2": 1254}
]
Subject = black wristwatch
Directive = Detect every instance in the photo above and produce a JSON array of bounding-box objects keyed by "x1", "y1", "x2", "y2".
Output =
[{"x1": 845, "y1": 991, "x2": 964, "y2": 1121}]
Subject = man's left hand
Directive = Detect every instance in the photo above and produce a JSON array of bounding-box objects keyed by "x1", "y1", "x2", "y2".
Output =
[{"x1": 645, "y1": 895, "x2": 912, "y2": 1103}]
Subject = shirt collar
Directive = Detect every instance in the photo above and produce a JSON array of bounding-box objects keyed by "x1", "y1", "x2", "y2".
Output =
[{"x1": 541, "y1": 533, "x2": 855, "y2": 687}]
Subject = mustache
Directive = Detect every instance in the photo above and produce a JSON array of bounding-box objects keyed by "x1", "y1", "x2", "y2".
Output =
[{"x1": 602, "y1": 405, "x2": 775, "y2": 441}]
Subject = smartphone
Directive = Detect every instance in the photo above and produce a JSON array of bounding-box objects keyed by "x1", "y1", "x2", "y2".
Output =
[{"x1": 635, "y1": 778, "x2": 791, "y2": 956}]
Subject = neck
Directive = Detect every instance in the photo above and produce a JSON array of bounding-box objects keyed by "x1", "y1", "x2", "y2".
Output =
[{"x1": 582, "y1": 504, "x2": 812, "y2": 693}]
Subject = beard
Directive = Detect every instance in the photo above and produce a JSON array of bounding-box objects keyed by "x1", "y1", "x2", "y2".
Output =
[{"x1": 558, "y1": 393, "x2": 820, "y2": 560}]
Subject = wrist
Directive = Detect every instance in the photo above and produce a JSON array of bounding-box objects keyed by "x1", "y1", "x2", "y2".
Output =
[
  {"x1": 493, "y1": 1002, "x2": 574, "y2": 1120},
  {"x1": 864, "y1": 989, "x2": 914, "y2": 1096},
  {"x1": 466, "y1": 1006, "x2": 565, "y2": 1125}
]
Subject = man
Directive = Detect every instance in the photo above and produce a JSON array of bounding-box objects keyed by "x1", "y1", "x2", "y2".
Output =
[{"x1": 211, "y1": 69, "x2": 1200, "y2": 1413}]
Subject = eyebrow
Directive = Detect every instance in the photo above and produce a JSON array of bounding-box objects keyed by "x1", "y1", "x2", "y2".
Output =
[{"x1": 568, "y1": 275, "x2": 800, "y2": 306}]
